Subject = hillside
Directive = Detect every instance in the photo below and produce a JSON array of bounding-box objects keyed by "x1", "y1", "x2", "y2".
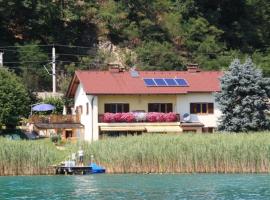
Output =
[{"x1": 0, "y1": 0, "x2": 269, "y2": 92}]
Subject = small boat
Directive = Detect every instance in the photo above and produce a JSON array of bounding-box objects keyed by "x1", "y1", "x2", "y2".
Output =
[{"x1": 90, "y1": 163, "x2": 106, "y2": 174}]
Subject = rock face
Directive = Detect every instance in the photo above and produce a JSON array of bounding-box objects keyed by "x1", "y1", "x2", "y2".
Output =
[{"x1": 97, "y1": 41, "x2": 137, "y2": 69}]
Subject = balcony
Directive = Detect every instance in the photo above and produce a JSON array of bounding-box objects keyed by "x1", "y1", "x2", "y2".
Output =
[
  {"x1": 98, "y1": 112, "x2": 180, "y2": 123},
  {"x1": 98, "y1": 112, "x2": 182, "y2": 133},
  {"x1": 29, "y1": 114, "x2": 80, "y2": 124}
]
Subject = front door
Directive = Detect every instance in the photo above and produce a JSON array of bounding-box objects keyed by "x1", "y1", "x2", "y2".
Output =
[{"x1": 65, "y1": 130, "x2": 73, "y2": 139}]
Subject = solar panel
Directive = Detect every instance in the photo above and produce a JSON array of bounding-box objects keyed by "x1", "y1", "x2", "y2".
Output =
[
  {"x1": 144, "y1": 78, "x2": 156, "y2": 86},
  {"x1": 175, "y1": 78, "x2": 188, "y2": 86},
  {"x1": 164, "y1": 78, "x2": 177, "y2": 86},
  {"x1": 154, "y1": 78, "x2": 167, "y2": 86},
  {"x1": 144, "y1": 78, "x2": 189, "y2": 87}
]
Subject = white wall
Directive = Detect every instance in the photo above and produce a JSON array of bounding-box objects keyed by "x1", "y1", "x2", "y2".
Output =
[
  {"x1": 74, "y1": 84, "x2": 99, "y2": 142},
  {"x1": 176, "y1": 93, "x2": 221, "y2": 127}
]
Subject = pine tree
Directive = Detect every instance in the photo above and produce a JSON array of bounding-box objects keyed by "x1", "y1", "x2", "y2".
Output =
[{"x1": 216, "y1": 58, "x2": 270, "y2": 132}]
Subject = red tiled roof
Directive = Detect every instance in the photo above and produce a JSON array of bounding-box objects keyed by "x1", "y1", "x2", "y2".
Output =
[{"x1": 67, "y1": 70, "x2": 223, "y2": 97}]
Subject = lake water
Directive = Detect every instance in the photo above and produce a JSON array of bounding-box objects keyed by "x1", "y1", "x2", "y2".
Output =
[{"x1": 0, "y1": 174, "x2": 269, "y2": 200}]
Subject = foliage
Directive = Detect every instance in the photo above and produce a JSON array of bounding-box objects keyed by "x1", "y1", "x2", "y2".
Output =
[
  {"x1": 0, "y1": 138, "x2": 68, "y2": 175},
  {"x1": 0, "y1": 0, "x2": 269, "y2": 94},
  {"x1": 82, "y1": 133, "x2": 270, "y2": 173},
  {"x1": 1, "y1": 133, "x2": 270, "y2": 175},
  {"x1": 42, "y1": 97, "x2": 64, "y2": 115},
  {"x1": 16, "y1": 41, "x2": 51, "y2": 91},
  {"x1": 50, "y1": 133, "x2": 62, "y2": 145},
  {"x1": 136, "y1": 41, "x2": 184, "y2": 70},
  {"x1": 216, "y1": 58, "x2": 270, "y2": 132},
  {"x1": 0, "y1": 68, "x2": 30, "y2": 129}
]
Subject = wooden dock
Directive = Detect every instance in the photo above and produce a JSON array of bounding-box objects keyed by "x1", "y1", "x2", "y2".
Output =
[{"x1": 55, "y1": 166, "x2": 93, "y2": 175}]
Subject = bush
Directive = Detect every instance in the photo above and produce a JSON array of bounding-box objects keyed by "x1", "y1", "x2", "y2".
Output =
[{"x1": 50, "y1": 134, "x2": 61, "y2": 144}]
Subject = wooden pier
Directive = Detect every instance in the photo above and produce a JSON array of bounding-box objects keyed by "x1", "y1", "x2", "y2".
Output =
[{"x1": 55, "y1": 166, "x2": 93, "y2": 175}]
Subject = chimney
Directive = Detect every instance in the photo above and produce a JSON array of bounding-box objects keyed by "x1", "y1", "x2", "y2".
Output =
[
  {"x1": 108, "y1": 63, "x2": 125, "y2": 73},
  {"x1": 186, "y1": 63, "x2": 200, "y2": 73}
]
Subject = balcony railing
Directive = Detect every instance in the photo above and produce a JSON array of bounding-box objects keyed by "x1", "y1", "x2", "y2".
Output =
[
  {"x1": 29, "y1": 114, "x2": 80, "y2": 124},
  {"x1": 98, "y1": 112, "x2": 180, "y2": 123}
]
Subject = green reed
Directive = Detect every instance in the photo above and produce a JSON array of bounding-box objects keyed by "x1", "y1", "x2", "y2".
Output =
[
  {"x1": 0, "y1": 138, "x2": 68, "y2": 175},
  {"x1": 1, "y1": 133, "x2": 270, "y2": 175},
  {"x1": 82, "y1": 133, "x2": 270, "y2": 173}
]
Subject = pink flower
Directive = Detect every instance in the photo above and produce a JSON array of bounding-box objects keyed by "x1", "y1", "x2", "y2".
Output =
[
  {"x1": 114, "y1": 113, "x2": 122, "y2": 122},
  {"x1": 120, "y1": 112, "x2": 135, "y2": 122},
  {"x1": 103, "y1": 113, "x2": 115, "y2": 122},
  {"x1": 164, "y1": 112, "x2": 178, "y2": 122}
]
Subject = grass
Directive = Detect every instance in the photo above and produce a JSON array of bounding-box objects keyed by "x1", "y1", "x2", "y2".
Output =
[
  {"x1": 82, "y1": 133, "x2": 270, "y2": 173},
  {"x1": 0, "y1": 133, "x2": 270, "y2": 175},
  {"x1": 0, "y1": 138, "x2": 73, "y2": 175}
]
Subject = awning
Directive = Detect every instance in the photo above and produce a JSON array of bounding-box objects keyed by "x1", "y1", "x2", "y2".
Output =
[
  {"x1": 34, "y1": 123, "x2": 84, "y2": 129},
  {"x1": 146, "y1": 126, "x2": 182, "y2": 132},
  {"x1": 181, "y1": 122, "x2": 204, "y2": 127},
  {"x1": 100, "y1": 126, "x2": 146, "y2": 132}
]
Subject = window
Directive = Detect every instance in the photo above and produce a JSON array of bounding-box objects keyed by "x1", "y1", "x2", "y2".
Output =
[
  {"x1": 86, "y1": 103, "x2": 89, "y2": 115},
  {"x1": 104, "y1": 103, "x2": 129, "y2": 113},
  {"x1": 190, "y1": 103, "x2": 214, "y2": 114},
  {"x1": 148, "y1": 103, "x2": 173, "y2": 113},
  {"x1": 75, "y1": 105, "x2": 83, "y2": 115}
]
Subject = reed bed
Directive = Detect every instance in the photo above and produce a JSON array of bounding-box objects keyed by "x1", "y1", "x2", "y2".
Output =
[
  {"x1": 0, "y1": 133, "x2": 270, "y2": 175},
  {"x1": 0, "y1": 138, "x2": 69, "y2": 176},
  {"x1": 82, "y1": 133, "x2": 270, "y2": 173}
]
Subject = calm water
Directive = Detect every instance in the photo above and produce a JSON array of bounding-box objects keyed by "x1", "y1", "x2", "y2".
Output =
[{"x1": 0, "y1": 174, "x2": 269, "y2": 200}]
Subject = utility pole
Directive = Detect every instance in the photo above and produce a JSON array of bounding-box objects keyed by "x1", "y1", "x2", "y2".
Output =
[
  {"x1": 0, "y1": 52, "x2": 3, "y2": 67},
  {"x1": 52, "y1": 46, "x2": 56, "y2": 94}
]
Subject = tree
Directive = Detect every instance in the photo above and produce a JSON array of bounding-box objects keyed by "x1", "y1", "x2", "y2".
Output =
[
  {"x1": 0, "y1": 68, "x2": 30, "y2": 129},
  {"x1": 42, "y1": 97, "x2": 64, "y2": 115},
  {"x1": 136, "y1": 41, "x2": 184, "y2": 70},
  {"x1": 216, "y1": 58, "x2": 270, "y2": 132},
  {"x1": 17, "y1": 41, "x2": 51, "y2": 91}
]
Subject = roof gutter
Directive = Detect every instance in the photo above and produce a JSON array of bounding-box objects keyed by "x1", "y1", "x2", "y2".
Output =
[{"x1": 90, "y1": 96, "x2": 95, "y2": 142}]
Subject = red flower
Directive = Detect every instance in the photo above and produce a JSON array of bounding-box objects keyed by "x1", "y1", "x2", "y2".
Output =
[
  {"x1": 103, "y1": 113, "x2": 115, "y2": 122},
  {"x1": 164, "y1": 112, "x2": 178, "y2": 122},
  {"x1": 114, "y1": 113, "x2": 122, "y2": 122},
  {"x1": 120, "y1": 112, "x2": 135, "y2": 122}
]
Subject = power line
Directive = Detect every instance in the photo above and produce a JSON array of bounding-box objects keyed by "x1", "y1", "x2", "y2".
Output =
[
  {"x1": 0, "y1": 49, "x2": 96, "y2": 56},
  {"x1": 3, "y1": 60, "x2": 51, "y2": 64},
  {"x1": 57, "y1": 53, "x2": 96, "y2": 57},
  {"x1": 0, "y1": 44, "x2": 96, "y2": 49},
  {"x1": 2, "y1": 60, "x2": 101, "y2": 65},
  {"x1": 55, "y1": 44, "x2": 96, "y2": 49},
  {"x1": 0, "y1": 44, "x2": 53, "y2": 49}
]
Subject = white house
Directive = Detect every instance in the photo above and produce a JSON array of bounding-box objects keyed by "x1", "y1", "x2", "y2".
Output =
[{"x1": 66, "y1": 66, "x2": 222, "y2": 142}]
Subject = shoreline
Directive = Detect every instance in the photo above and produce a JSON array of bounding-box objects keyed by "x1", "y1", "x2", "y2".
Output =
[{"x1": 1, "y1": 171, "x2": 270, "y2": 176}]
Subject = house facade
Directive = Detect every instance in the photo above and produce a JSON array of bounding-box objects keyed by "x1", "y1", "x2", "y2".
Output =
[{"x1": 66, "y1": 66, "x2": 222, "y2": 141}]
